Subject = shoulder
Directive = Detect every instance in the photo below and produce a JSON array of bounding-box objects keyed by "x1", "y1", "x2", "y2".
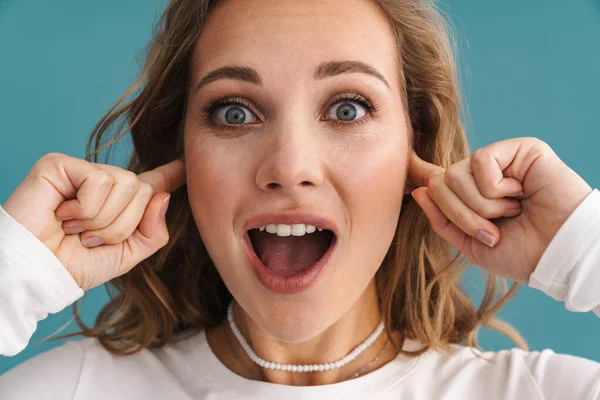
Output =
[
  {"x1": 0, "y1": 339, "x2": 86, "y2": 399},
  {"x1": 0, "y1": 334, "x2": 198, "y2": 400},
  {"x1": 416, "y1": 344, "x2": 600, "y2": 399},
  {"x1": 426, "y1": 343, "x2": 600, "y2": 378}
]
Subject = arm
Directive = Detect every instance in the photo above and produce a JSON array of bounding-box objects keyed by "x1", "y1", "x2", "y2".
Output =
[
  {"x1": 515, "y1": 189, "x2": 600, "y2": 399},
  {"x1": 0, "y1": 205, "x2": 84, "y2": 357},
  {"x1": 0, "y1": 153, "x2": 182, "y2": 356},
  {"x1": 529, "y1": 189, "x2": 600, "y2": 317},
  {"x1": 521, "y1": 349, "x2": 600, "y2": 400}
]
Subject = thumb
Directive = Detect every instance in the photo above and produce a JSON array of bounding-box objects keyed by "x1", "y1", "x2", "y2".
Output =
[
  {"x1": 407, "y1": 150, "x2": 445, "y2": 187},
  {"x1": 121, "y1": 193, "x2": 172, "y2": 270}
]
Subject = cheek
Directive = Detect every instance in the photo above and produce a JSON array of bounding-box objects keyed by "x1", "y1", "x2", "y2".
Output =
[
  {"x1": 334, "y1": 133, "x2": 407, "y2": 273},
  {"x1": 339, "y1": 136, "x2": 407, "y2": 222},
  {"x1": 184, "y1": 136, "x2": 246, "y2": 242}
]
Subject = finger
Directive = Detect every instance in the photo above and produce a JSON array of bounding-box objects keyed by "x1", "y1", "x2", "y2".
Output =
[
  {"x1": 428, "y1": 174, "x2": 500, "y2": 248},
  {"x1": 470, "y1": 139, "x2": 526, "y2": 198},
  {"x1": 411, "y1": 187, "x2": 473, "y2": 258},
  {"x1": 53, "y1": 158, "x2": 114, "y2": 221},
  {"x1": 120, "y1": 193, "x2": 172, "y2": 271},
  {"x1": 138, "y1": 159, "x2": 186, "y2": 194},
  {"x1": 444, "y1": 160, "x2": 522, "y2": 219},
  {"x1": 79, "y1": 181, "x2": 155, "y2": 247},
  {"x1": 62, "y1": 164, "x2": 140, "y2": 233},
  {"x1": 407, "y1": 150, "x2": 445, "y2": 187}
]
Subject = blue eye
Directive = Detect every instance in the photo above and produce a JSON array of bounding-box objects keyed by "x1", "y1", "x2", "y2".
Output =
[
  {"x1": 325, "y1": 101, "x2": 367, "y2": 122},
  {"x1": 203, "y1": 94, "x2": 377, "y2": 130},
  {"x1": 214, "y1": 104, "x2": 258, "y2": 125}
]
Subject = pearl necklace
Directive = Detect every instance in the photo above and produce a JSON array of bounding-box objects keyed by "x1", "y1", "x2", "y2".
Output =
[{"x1": 227, "y1": 301, "x2": 385, "y2": 373}]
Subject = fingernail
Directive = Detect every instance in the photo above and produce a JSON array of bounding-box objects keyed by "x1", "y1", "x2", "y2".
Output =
[
  {"x1": 64, "y1": 226, "x2": 86, "y2": 235},
  {"x1": 160, "y1": 195, "x2": 171, "y2": 219},
  {"x1": 475, "y1": 229, "x2": 496, "y2": 248},
  {"x1": 502, "y1": 208, "x2": 522, "y2": 218},
  {"x1": 82, "y1": 236, "x2": 104, "y2": 248},
  {"x1": 57, "y1": 215, "x2": 73, "y2": 221},
  {"x1": 507, "y1": 192, "x2": 523, "y2": 198}
]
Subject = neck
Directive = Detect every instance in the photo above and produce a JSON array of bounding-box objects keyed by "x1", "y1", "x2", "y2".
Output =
[{"x1": 207, "y1": 281, "x2": 402, "y2": 385}]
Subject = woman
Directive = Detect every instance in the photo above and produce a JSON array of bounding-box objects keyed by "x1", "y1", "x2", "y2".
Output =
[{"x1": 0, "y1": 0, "x2": 598, "y2": 398}]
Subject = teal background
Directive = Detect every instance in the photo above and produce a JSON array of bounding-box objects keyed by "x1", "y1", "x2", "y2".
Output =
[{"x1": 1, "y1": 0, "x2": 599, "y2": 375}]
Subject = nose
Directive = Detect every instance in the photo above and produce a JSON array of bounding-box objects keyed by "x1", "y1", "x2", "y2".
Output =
[{"x1": 255, "y1": 121, "x2": 325, "y2": 195}]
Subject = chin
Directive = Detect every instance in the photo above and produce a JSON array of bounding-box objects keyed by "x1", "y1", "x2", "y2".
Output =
[{"x1": 237, "y1": 289, "x2": 335, "y2": 343}]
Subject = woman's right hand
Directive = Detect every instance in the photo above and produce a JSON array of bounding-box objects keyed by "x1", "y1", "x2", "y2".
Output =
[{"x1": 2, "y1": 153, "x2": 186, "y2": 291}]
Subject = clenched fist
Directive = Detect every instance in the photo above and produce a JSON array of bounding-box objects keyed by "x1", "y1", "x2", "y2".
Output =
[
  {"x1": 2, "y1": 153, "x2": 186, "y2": 290},
  {"x1": 407, "y1": 137, "x2": 593, "y2": 283}
]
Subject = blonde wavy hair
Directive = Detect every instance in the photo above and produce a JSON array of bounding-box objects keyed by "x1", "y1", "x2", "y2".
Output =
[{"x1": 55, "y1": 0, "x2": 526, "y2": 356}]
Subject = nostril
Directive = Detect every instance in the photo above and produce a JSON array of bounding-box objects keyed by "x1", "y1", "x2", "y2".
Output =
[{"x1": 264, "y1": 181, "x2": 313, "y2": 190}]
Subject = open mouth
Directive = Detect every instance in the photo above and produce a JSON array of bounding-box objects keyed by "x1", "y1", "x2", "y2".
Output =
[{"x1": 247, "y1": 226, "x2": 336, "y2": 276}]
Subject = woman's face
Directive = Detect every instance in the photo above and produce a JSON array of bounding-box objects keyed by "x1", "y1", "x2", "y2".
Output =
[{"x1": 184, "y1": 0, "x2": 409, "y2": 342}]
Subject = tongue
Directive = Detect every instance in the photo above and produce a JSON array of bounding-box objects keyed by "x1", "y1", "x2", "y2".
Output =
[{"x1": 251, "y1": 230, "x2": 331, "y2": 276}]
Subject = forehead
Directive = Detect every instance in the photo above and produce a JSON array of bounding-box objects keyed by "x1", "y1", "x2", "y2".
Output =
[{"x1": 191, "y1": 0, "x2": 399, "y2": 87}]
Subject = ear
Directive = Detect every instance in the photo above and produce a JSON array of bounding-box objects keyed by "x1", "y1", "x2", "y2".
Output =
[{"x1": 403, "y1": 131, "x2": 421, "y2": 196}]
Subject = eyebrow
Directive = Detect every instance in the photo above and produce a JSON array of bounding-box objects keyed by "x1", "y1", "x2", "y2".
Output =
[
  {"x1": 314, "y1": 60, "x2": 391, "y2": 89},
  {"x1": 192, "y1": 60, "x2": 391, "y2": 95}
]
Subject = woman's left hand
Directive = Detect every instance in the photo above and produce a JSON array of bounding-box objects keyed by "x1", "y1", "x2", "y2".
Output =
[{"x1": 408, "y1": 137, "x2": 593, "y2": 283}]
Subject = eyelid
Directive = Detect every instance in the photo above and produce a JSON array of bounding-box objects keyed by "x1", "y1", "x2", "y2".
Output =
[
  {"x1": 202, "y1": 96, "x2": 263, "y2": 127},
  {"x1": 205, "y1": 96, "x2": 261, "y2": 116},
  {"x1": 327, "y1": 92, "x2": 368, "y2": 106},
  {"x1": 216, "y1": 104, "x2": 259, "y2": 125},
  {"x1": 202, "y1": 91, "x2": 379, "y2": 130},
  {"x1": 320, "y1": 92, "x2": 378, "y2": 122}
]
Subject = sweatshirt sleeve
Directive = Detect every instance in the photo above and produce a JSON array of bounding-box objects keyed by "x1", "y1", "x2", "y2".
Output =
[
  {"x1": 528, "y1": 188, "x2": 600, "y2": 317},
  {"x1": 0, "y1": 205, "x2": 84, "y2": 357},
  {"x1": 520, "y1": 349, "x2": 600, "y2": 400}
]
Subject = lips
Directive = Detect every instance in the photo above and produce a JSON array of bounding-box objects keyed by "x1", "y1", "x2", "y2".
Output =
[
  {"x1": 248, "y1": 228, "x2": 335, "y2": 276},
  {"x1": 242, "y1": 233, "x2": 335, "y2": 294},
  {"x1": 241, "y1": 211, "x2": 338, "y2": 294}
]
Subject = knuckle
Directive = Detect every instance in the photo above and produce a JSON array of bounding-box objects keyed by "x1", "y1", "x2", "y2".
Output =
[
  {"x1": 444, "y1": 167, "x2": 461, "y2": 188},
  {"x1": 88, "y1": 215, "x2": 111, "y2": 229},
  {"x1": 470, "y1": 148, "x2": 488, "y2": 166},
  {"x1": 41, "y1": 152, "x2": 63, "y2": 164},
  {"x1": 476, "y1": 205, "x2": 495, "y2": 219},
  {"x1": 78, "y1": 206, "x2": 99, "y2": 220},
  {"x1": 429, "y1": 172, "x2": 443, "y2": 187},
  {"x1": 528, "y1": 137, "x2": 552, "y2": 154},
  {"x1": 119, "y1": 172, "x2": 140, "y2": 195},
  {"x1": 480, "y1": 186, "x2": 498, "y2": 199},
  {"x1": 453, "y1": 212, "x2": 467, "y2": 230},
  {"x1": 123, "y1": 171, "x2": 140, "y2": 186},
  {"x1": 139, "y1": 181, "x2": 155, "y2": 198},
  {"x1": 427, "y1": 178, "x2": 440, "y2": 198},
  {"x1": 34, "y1": 152, "x2": 63, "y2": 173},
  {"x1": 524, "y1": 136, "x2": 546, "y2": 147},
  {"x1": 94, "y1": 170, "x2": 113, "y2": 187},
  {"x1": 107, "y1": 227, "x2": 132, "y2": 243}
]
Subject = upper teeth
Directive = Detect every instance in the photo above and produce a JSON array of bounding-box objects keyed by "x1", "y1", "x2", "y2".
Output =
[{"x1": 258, "y1": 224, "x2": 324, "y2": 237}]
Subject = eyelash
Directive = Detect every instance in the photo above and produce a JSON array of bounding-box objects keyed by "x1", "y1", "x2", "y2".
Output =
[{"x1": 201, "y1": 93, "x2": 379, "y2": 131}]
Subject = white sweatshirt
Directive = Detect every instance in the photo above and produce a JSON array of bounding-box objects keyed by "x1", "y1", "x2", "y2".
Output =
[{"x1": 1, "y1": 191, "x2": 600, "y2": 399}]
